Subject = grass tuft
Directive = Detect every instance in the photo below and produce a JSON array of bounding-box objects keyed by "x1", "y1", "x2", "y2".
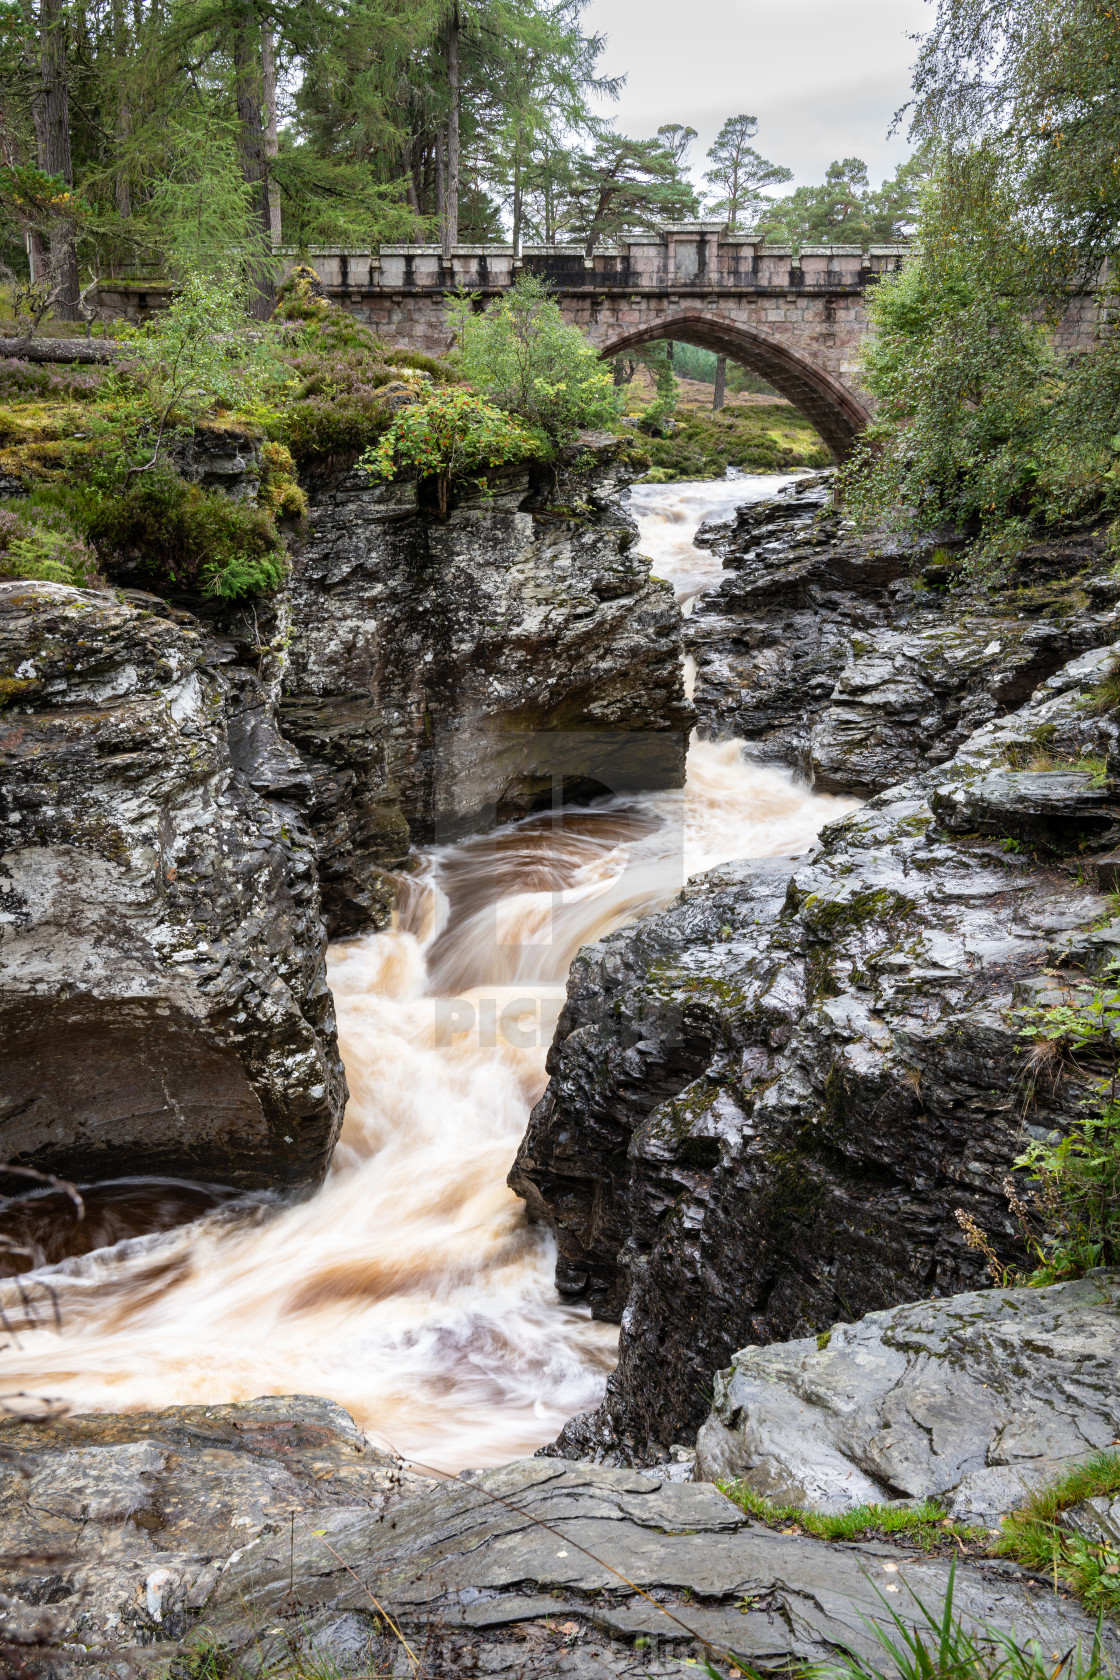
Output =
[
  {"x1": 718, "y1": 1481, "x2": 988, "y2": 1551},
  {"x1": 995, "y1": 1450, "x2": 1120, "y2": 1617}
]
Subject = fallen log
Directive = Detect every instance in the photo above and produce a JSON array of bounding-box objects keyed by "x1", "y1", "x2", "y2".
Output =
[{"x1": 0, "y1": 336, "x2": 123, "y2": 364}]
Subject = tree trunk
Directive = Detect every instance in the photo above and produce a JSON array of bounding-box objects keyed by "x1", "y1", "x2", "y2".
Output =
[
  {"x1": 33, "y1": 0, "x2": 79, "y2": 318},
  {"x1": 435, "y1": 131, "x2": 446, "y2": 249},
  {"x1": 713, "y1": 354, "x2": 726, "y2": 411},
  {"x1": 511, "y1": 130, "x2": 522, "y2": 257},
  {"x1": 442, "y1": 4, "x2": 459, "y2": 261},
  {"x1": 232, "y1": 18, "x2": 274, "y2": 319},
  {"x1": 111, "y1": 0, "x2": 131, "y2": 219},
  {"x1": 261, "y1": 26, "x2": 281, "y2": 247}
]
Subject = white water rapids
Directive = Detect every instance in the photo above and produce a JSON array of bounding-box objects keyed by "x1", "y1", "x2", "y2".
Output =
[{"x1": 0, "y1": 473, "x2": 857, "y2": 1472}]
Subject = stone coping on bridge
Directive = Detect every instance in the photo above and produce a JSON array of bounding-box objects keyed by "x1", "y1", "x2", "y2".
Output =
[{"x1": 276, "y1": 235, "x2": 911, "y2": 299}]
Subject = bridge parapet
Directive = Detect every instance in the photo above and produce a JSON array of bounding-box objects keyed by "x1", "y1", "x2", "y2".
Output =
[{"x1": 287, "y1": 225, "x2": 909, "y2": 298}]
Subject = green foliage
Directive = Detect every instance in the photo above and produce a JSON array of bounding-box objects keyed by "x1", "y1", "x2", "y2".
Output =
[
  {"x1": 991, "y1": 971, "x2": 1120, "y2": 1283},
  {"x1": 0, "y1": 503, "x2": 102, "y2": 588},
  {"x1": 84, "y1": 465, "x2": 288, "y2": 599},
  {"x1": 448, "y1": 272, "x2": 622, "y2": 447},
  {"x1": 838, "y1": 148, "x2": 1120, "y2": 575},
  {"x1": 995, "y1": 1451, "x2": 1120, "y2": 1619},
  {"x1": 846, "y1": 2, "x2": 1120, "y2": 571},
  {"x1": 563, "y1": 133, "x2": 699, "y2": 255},
  {"x1": 909, "y1": 0, "x2": 1120, "y2": 298},
  {"x1": 275, "y1": 302, "x2": 450, "y2": 464},
  {"x1": 632, "y1": 342, "x2": 680, "y2": 436},
  {"x1": 143, "y1": 115, "x2": 274, "y2": 288},
  {"x1": 761, "y1": 149, "x2": 933, "y2": 247},
  {"x1": 804, "y1": 1558, "x2": 1111, "y2": 1680},
  {"x1": 113, "y1": 272, "x2": 279, "y2": 469},
  {"x1": 719, "y1": 1482, "x2": 986, "y2": 1550},
  {"x1": 663, "y1": 342, "x2": 776, "y2": 396},
  {"x1": 362, "y1": 386, "x2": 542, "y2": 512}
]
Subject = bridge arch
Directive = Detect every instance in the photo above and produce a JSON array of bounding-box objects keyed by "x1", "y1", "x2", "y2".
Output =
[{"x1": 598, "y1": 310, "x2": 870, "y2": 461}]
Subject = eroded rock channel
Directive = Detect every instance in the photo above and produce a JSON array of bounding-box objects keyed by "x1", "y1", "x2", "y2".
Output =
[{"x1": 1, "y1": 461, "x2": 1119, "y2": 1673}]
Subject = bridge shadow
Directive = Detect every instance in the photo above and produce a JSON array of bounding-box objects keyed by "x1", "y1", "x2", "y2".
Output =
[{"x1": 598, "y1": 311, "x2": 869, "y2": 461}]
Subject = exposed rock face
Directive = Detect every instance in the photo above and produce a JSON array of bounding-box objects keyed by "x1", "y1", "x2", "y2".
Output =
[
  {"x1": 0, "y1": 1405, "x2": 1107, "y2": 1677},
  {"x1": 0, "y1": 581, "x2": 345, "y2": 1191},
  {"x1": 689, "y1": 477, "x2": 1120, "y2": 794},
  {"x1": 510, "y1": 639, "x2": 1120, "y2": 1464},
  {"x1": 284, "y1": 436, "x2": 692, "y2": 932},
  {"x1": 695, "y1": 1271, "x2": 1120, "y2": 1525}
]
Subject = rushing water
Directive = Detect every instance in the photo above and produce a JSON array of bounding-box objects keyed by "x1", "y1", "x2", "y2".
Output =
[{"x1": 0, "y1": 474, "x2": 856, "y2": 1472}]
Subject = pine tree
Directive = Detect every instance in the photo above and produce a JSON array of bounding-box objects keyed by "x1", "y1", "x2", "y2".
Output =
[{"x1": 702, "y1": 115, "x2": 790, "y2": 231}]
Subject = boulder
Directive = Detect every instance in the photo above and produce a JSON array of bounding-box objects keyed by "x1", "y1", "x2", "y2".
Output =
[
  {"x1": 694, "y1": 1271, "x2": 1120, "y2": 1525},
  {"x1": 0, "y1": 581, "x2": 346, "y2": 1191}
]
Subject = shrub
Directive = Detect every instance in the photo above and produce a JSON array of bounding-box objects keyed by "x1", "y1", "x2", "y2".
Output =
[
  {"x1": 363, "y1": 387, "x2": 542, "y2": 513},
  {"x1": 86, "y1": 467, "x2": 288, "y2": 599},
  {"x1": 0, "y1": 504, "x2": 102, "y2": 588},
  {"x1": 958, "y1": 973, "x2": 1120, "y2": 1286},
  {"x1": 114, "y1": 272, "x2": 277, "y2": 471},
  {"x1": 0, "y1": 359, "x2": 106, "y2": 402},
  {"x1": 448, "y1": 273, "x2": 622, "y2": 449},
  {"x1": 276, "y1": 309, "x2": 451, "y2": 464}
]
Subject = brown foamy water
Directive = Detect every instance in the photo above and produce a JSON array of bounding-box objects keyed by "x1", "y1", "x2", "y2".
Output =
[{"x1": 0, "y1": 478, "x2": 856, "y2": 1471}]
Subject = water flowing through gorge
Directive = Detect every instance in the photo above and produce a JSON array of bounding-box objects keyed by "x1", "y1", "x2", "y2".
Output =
[{"x1": 0, "y1": 475, "x2": 857, "y2": 1471}]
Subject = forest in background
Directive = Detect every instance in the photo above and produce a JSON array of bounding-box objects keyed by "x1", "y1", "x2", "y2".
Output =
[{"x1": 0, "y1": 0, "x2": 927, "y2": 324}]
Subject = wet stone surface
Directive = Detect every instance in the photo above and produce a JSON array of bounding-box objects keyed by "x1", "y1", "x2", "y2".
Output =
[
  {"x1": 0, "y1": 1409, "x2": 1107, "y2": 1678},
  {"x1": 695, "y1": 1271, "x2": 1120, "y2": 1524}
]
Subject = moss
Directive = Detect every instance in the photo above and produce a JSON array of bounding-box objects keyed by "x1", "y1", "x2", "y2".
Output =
[
  {"x1": 800, "y1": 885, "x2": 916, "y2": 938},
  {"x1": 0, "y1": 676, "x2": 37, "y2": 707},
  {"x1": 633, "y1": 403, "x2": 833, "y2": 482}
]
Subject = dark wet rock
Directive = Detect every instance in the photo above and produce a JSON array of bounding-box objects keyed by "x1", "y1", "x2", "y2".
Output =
[
  {"x1": 694, "y1": 1271, "x2": 1120, "y2": 1525},
  {"x1": 688, "y1": 478, "x2": 1120, "y2": 794},
  {"x1": 929, "y1": 770, "x2": 1120, "y2": 854},
  {"x1": 0, "y1": 1395, "x2": 431, "y2": 1662},
  {"x1": 0, "y1": 581, "x2": 345, "y2": 1191},
  {"x1": 284, "y1": 436, "x2": 692, "y2": 933},
  {"x1": 510, "y1": 645, "x2": 1120, "y2": 1464},
  {"x1": 5, "y1": 1421, "x2": 1103, "y2": 1678}
]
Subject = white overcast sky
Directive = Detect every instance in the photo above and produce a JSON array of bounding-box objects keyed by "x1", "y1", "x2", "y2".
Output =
[{"x1": 582, "y1": 0, "x2": 932, "y2": 194}]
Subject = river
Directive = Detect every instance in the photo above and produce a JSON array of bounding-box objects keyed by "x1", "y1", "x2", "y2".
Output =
[{"x1": 0, "y1": 474, "x2": 856, "y2": 1472}]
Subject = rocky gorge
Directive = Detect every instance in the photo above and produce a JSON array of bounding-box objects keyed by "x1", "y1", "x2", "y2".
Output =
[{"x1": 1, "y1": 440, "x2": 1119, "y2": 1674}]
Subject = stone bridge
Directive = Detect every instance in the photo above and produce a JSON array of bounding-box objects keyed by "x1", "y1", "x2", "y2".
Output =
[{"x1": 281, "y1": 223, "x2": 912, "y2": 457}]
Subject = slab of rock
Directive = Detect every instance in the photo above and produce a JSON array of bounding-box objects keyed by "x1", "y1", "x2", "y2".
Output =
[
  {"x1": 510, "y1": 646, "x2": 1120, "y2": 1463},
  {"x1": 694, "y1": 1272, "x2": 1120, "y2": 1525},
  {"x1": 0, "y1": 1395, "x2": 430, "y2": 1660},
  {"x1": 0, "y1": 582, "x2": 345, "y2": 1190},
  {"x1": 0, "y1": 1406, "x2": 1109, "y2": 1677},
  {"x1": 930, "y1": 769, "x2": 1120, "y2": 854},
  {"x1": 193, "y1": 1459, "x2": 1115, "y2": 1678}
]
